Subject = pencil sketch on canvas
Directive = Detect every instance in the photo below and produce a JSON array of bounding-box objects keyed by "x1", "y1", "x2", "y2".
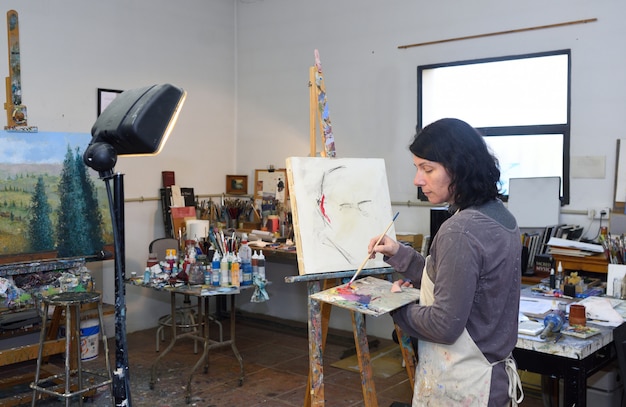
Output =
[{"x1": 286, "y1": 157, "x2": 395, "y2": 275}]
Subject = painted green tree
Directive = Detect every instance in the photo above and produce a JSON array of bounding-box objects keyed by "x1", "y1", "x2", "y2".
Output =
[
  {"x1": 55, "y1": 146, "x2": 105, "y2": 257},
  {"x1": 75, "y1": 147, "x2": 105, "y2": 255},
  {"x1": 27, "y1": 176, "x2": 54, "y2": 252}
]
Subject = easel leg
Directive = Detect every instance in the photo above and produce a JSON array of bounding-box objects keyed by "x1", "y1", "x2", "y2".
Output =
[
  {"x1": 352, "y1": 311, "x2": 377, "y2": 406},
  {"x1": 306, "y1": 280, "x2": 325, "y2": 407},
  {"x1": 305, "y1": 279, "x2": 337, "y2": 407},
  {"x1": 394, "y1": 324, "x2": 417, "y2": 389}
]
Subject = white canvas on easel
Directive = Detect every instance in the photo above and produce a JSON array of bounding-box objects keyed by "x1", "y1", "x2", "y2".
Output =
[
  {"x1": 507, "y1": 177, "x2": 561, "y2": 228},
  {"x1": 286, "y1": 157, "x2": 395, "y2": 275}
]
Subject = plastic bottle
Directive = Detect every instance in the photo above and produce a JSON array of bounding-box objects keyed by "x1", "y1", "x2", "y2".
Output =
[
  {"x1": 241, "y1": 262, "x2": 253, "y2": 286},
  {"x1": 237, "y1": 253, "x2": 243, "y2": 284},
  {"x1": 204, "y1": 264, "x2": 211, "y2": 285},
  {"x1": 143, "y1": 267, "x2": 151, "y2": 284},
  {"x1": 220, "y1": 252, "x2": 230, "y2": 286},
  {"x1": 239, "y1": 234, "x2": 252, "y2": 263},
  {"x1": 211, "y1": 251, "x2": 221, "y2": 286},
  {"x1": 231, "y1": 256, "x2": 240, "y2": 287},
  {"x1": 555, "y1": 261, "x2": 564, "y2": 291},
  {"x1": 258, "y1": 250, "x2": 266, "y2": 280},
  {"x1": 239, "y1": 234, "x2": 253, "y2": 286},
  {"x1": 549, "y1": 268, "x2": 556, "y2": 290},
  {"x1": 165, "y1": 249, "x2": 177, "y2": 273},
  {"x1": 251, "y1": 250, "x2": 259, "y2": 278}
]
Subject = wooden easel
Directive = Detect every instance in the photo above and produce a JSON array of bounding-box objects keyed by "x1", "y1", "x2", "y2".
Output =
[
  {"x1": 309, "y1": 49, "x2": 336, "y2": 158},
  {"x1": 298, "y1": 51, "x2": 415, "y2": 406},
  {"x1": 285, "y1": 269, "x2": 416, "y2": 407}
]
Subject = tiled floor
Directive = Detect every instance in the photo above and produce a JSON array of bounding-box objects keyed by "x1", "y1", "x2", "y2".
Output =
[{"x1": 8, "y1": 316, "x2": 545, "y2": 406}]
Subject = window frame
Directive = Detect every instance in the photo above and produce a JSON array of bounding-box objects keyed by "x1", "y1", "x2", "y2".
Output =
[{"x1": 417, "y1": 49, "x2": 571, "y2": 205}]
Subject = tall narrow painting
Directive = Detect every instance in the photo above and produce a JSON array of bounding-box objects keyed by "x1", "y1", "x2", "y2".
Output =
[{"x1": 286, "y1": 157, "x2": 395, "y2": 275}]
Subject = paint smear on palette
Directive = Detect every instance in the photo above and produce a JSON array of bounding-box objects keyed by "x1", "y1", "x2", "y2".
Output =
[
  {"x1": 335, "y1": 285, "x2": 371, "y2": 305},
  {"x1": 311, "y1": 276, "x2": 420, "y2": 317}
]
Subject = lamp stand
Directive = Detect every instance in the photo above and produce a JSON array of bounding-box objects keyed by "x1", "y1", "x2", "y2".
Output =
[{"x1": 104, "y1": 172, "x2": 133, "y2": 406}]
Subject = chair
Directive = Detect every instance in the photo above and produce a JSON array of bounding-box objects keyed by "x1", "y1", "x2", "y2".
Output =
[{"x1": 149, "y1": 237, "x2": 180, "y2": 263}]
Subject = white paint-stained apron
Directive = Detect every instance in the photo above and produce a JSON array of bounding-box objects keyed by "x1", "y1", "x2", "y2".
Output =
[{"x1": 412, "y1": 258, "x2": 523, "y2": 406}]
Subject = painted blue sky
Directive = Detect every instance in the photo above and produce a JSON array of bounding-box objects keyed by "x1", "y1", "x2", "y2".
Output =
[{"x1": 0, "y1": 131, "x2": 92, "y2": 164}]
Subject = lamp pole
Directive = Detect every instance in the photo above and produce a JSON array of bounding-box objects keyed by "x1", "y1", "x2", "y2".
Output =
[{"x1": 106, "y1": 172, "x2": 132, "y2": 406}]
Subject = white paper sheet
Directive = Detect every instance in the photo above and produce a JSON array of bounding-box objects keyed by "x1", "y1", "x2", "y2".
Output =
[{"x1": 519, "y1": 297, "x2": 557, "y2": 316}]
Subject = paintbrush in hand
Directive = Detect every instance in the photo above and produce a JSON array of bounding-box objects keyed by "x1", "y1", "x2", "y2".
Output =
[{"x1": 348, "y1": 212, "x2": 399, "y2": 285}]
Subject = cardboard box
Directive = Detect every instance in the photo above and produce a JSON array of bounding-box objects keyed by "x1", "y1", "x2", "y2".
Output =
[{"x1": 396, "y1": 234, "x2": 423, "y2": 250}]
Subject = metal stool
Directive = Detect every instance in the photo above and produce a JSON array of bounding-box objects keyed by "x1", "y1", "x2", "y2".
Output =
[
  {"x1": 156, "y1": 294, "x2": 200, "y2": 353},
  {"x1": 30, "y1": 291, "x2": 112, "y2": 406},
  {"x1": 156, "y1": 294, "x2": 223, "y2": 353}
]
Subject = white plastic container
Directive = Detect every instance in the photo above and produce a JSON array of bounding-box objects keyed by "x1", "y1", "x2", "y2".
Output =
[{"x1": 80, "y1": 319, "x2": 100, "y2": 361}]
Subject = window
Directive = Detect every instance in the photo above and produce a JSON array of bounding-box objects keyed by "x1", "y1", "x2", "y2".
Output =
[{"x1": 417, "y1": 49, "x2": 570, "y2": 204}]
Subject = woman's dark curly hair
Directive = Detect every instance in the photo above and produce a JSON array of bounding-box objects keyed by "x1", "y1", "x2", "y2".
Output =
[{"x1": 409, "y1": 118, "x2": 501, "y2": 210}]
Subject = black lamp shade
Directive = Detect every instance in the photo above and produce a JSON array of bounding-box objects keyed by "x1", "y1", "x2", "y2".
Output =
[{"x1": 90, "y1": 83, "x2": 186, "y2": 156}]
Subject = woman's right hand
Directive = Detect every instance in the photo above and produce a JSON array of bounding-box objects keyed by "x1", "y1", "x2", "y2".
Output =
[{"x1": 368, "y1": 234, "x2": 400, "y2": 258}]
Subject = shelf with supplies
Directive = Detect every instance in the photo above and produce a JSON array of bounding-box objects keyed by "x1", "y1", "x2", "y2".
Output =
[
  {"x1": 551, "y1": 252, "x2": 609, "y2": 274},
  {"x1": 547, "y1": 237, "x2": 608, "y2": 274}
]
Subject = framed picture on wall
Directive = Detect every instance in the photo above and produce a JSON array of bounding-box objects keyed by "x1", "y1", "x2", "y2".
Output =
[
  {"x1": 254, "y1": 168, "x2": 289, "y2": 203},
  {"x1": 97, "y1": 88, "x2": 123, "y2": 116},
  {"x1": 226, "y1": 175, "x2": 248, "y2": 195}
]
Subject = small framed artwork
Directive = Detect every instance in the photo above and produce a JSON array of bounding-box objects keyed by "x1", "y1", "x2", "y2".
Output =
[
  {"x1": 97, "y1": 88, "x2": 123, "y2": 116},
  {"x1": 226, "y1": 175, "x2": 248, "y2": 195},
  {"x1": 254, "y1": 168, "x2": 289, "y2": 203}
]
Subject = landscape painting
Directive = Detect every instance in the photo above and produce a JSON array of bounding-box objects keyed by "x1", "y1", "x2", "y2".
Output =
[{"x1": 0, "y1": 131, "x2": 113, "y2": 263}]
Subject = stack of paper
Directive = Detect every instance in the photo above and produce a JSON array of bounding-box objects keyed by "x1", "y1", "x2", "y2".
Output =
[{"x1": 547, "y1": 237, "x2": 604, "y2": 257}]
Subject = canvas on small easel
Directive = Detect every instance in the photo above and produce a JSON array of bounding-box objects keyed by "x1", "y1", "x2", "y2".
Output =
[{"x1": 286, "y1": 156, "x2": 395, "y2": 275}]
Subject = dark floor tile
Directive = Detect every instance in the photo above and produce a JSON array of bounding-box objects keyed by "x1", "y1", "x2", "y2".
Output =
[{"x1": 4, "y1": 319, "x2": 546, "y2": 407}]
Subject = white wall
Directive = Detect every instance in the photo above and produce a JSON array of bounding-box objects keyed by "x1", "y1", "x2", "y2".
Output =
[
  {"x1": 235, "y1": 0, "x2": 626, "y2": 235},
  {"x1": 0, "y1": 0, "x2": 237, "y2": 333},
  {"x1": 1, "y1": 0, "x2": 625, "y2": 339},
  {"x1": 234, "y1": 0, "x2": 626, "y2": 337}
]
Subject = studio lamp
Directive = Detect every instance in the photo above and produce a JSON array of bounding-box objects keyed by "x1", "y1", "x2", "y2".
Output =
[{"x1": 84, "y1": 83, "x2": 186, "y2": 406}]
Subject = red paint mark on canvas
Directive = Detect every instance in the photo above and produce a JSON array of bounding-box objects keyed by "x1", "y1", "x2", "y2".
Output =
[{"x1": 319, "y1": 194, "x2": 331, "y2": 223}]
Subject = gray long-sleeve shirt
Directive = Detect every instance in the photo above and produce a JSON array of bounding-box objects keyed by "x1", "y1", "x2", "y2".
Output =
[{"x1": 387, "y1": 199, "x2": 521, "y2": 406}]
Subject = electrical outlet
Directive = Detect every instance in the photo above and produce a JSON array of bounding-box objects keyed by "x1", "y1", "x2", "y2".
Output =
[{"x1": 588, "y1": 207, "x2": 611, "y2": 220}]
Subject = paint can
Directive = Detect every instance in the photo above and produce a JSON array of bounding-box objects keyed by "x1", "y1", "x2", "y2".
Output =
[
  {"x1": 80, "y1": 319, "x2": 100, "y2": 361},
  {"x1": 266, "y1": 215, "x2": 279, "y2": 233}
]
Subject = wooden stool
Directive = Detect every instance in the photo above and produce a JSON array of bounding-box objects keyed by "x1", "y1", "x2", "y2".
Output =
[{"x1": 30, "y1": 292, "x2": 112, "y2": 406}]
